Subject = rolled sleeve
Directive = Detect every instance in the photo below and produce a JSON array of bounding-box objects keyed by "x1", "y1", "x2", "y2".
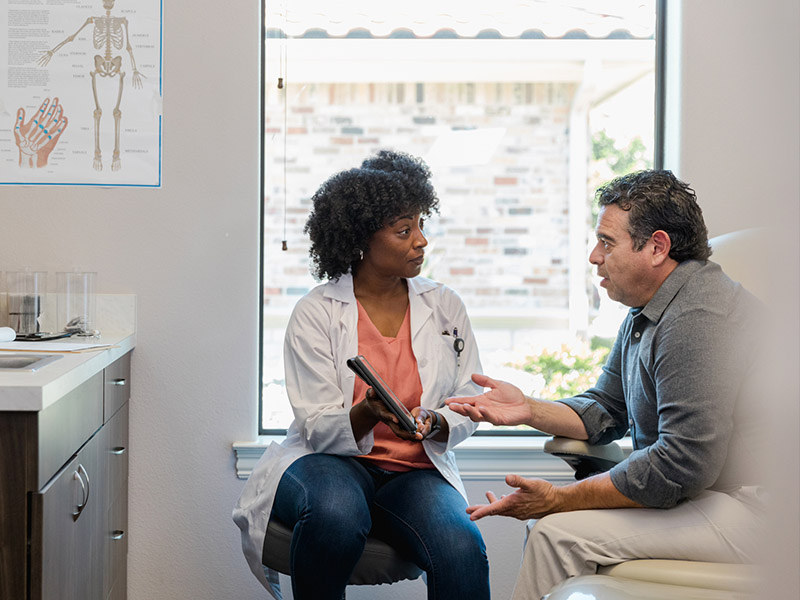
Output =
[
  {"x1": 558, "y1": 395, "x2": 628, "y2": 445},
  {"x1": 557, "y1": 319, "x2": 631, "y2": 445},
  {"x1": 610, "y1": 450, "x2": 682, "y2": 508}
]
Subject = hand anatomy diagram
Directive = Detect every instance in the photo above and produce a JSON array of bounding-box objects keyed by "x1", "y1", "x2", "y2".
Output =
[
  {"x1": 14, "y1": 97, "x2": 68, "y2": 169},
  {"x1": 37, "y1": 0, "x2": 144, "y2": 172}
]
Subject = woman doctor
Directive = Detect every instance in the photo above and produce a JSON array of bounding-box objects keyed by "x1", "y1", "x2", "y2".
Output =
[{"x1": 233, "y1": 150, "x2": 490, "y2": 600}]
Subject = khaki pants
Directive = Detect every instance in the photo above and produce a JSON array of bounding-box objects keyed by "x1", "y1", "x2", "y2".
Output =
[{"x1": 512, "y1": 487, "x2": 765, "y2": 600}]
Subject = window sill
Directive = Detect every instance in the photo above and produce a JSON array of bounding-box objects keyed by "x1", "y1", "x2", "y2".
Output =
[{"x1": 232, "y1": 436, "x2": 633, "y2": 482}]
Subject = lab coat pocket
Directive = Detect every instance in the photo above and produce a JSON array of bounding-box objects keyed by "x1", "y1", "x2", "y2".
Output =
[{"x1": 432, "y1": 334, "x2": 461, "y2": 399}]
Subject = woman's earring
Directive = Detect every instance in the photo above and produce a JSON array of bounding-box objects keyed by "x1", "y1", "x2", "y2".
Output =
[{"x1": 358, "y1": 249, "x2": 364, "y2": 261}]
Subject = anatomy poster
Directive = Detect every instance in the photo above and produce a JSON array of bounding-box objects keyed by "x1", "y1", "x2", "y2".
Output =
[{"x1": 0, "y1": 0, "x2": 162, "y2": 187}]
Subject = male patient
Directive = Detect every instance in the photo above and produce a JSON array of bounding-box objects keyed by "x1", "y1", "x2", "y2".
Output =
[{"x1": 447, "y1": 170, "x2": 765, "y2": 599}]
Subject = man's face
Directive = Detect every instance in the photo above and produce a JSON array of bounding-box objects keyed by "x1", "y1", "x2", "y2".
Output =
[{"x1": 589, "y1": 204, "x2": 654, "y2": 308}]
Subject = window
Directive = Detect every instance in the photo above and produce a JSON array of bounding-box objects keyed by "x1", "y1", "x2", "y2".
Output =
[{"x1": 260, "y1": 1, "x2": 661, "y2": 434}]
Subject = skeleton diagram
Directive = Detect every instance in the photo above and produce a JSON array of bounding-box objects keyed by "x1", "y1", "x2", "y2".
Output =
[{"x1": 38, "y1": 0, "x2": 144, "y2": 171}]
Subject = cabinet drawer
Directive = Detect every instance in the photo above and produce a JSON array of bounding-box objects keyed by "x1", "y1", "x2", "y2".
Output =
[
  {"x1": 103, "y1": 401, "x2": 129, "y2": 599},
  {"x1": 106, "y1": 403, "x2": 129, "y2": 506},
  {"x1": 105, "y1": 485, "x2": 128, "y2": 600},
  {"x1": 104, "y1": 353, "x2": 131, "y2": 422},
  {"x1": 38, "y1": 372, "x2": 103, "y2": 489}
]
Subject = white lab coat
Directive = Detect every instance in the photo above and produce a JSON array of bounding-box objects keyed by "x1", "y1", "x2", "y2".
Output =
[{"x1": 233, "y1": 274, "x2": 483, "y2": 597}]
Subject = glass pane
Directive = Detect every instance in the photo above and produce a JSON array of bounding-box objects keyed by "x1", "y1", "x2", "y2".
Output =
[{"x1": 262, "y1": 1, "x2": 657, "y2": 433}]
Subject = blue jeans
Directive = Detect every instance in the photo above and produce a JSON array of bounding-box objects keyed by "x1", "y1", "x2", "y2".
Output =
[{"x1": 269, "y1": 453, "x2": 490, "y2": 600}]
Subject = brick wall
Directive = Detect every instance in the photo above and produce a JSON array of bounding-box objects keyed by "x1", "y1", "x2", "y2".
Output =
[{"x1": 263, "y1": 81, "x2": 580, "y2": 318}]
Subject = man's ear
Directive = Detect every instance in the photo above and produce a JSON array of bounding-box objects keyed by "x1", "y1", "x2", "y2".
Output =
[{"x1": 650, "y1": 230, "x2": 672, "y2": 266}]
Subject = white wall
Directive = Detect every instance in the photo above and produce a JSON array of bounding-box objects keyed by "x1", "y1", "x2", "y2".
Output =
[
  {"x1": 665, "y1": 6, "x2": 799, "y2": 598},
  {"x1": 2, "y1": 0, "x2": 265, "y2": 597},
  {"x1": 666, "y1": 3, "x2": 797, "y2": 599},
  {"x1": 1, "y1": 0, "x2": 797, "y2": 599},
  {"x1": 664, "y1": 0, "x2": 800, "y2": 238}
]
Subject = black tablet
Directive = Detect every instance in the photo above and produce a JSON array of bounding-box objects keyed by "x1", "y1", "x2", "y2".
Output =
[{"x1": 346, "y1": 355, "x2": 418, "y2": 433}]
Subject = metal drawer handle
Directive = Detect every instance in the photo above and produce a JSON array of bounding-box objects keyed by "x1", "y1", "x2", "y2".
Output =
[
  {"x1": 111, "y1": 530, "x2": 126, "y2": 541},
  {"x1": 111, "y1": 446, "x2": 126, "y2": 455},
  {"x1": 111, "y1": 378, "x2": 127, "y2": 386},
  {"x1": 72, "y1": 464, "x2": 91, "y2": 521}
]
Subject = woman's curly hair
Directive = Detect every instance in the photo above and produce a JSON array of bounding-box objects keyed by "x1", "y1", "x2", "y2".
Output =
[
  {"x1": 596, "y1": 169, "x2": 711, "y2": 262},
  {"x1": 304, "y1": 150, "x2": 440, "y2": 281}
]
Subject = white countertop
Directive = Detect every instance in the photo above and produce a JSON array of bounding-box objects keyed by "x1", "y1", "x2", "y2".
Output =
[{"x1": 0, "y1": 332, "x2": 136, "y2": 412}]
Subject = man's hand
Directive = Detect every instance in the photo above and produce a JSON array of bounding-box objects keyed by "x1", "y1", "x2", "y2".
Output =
[
  {"x1": 467, "y1": 475, "x2": 559, "y2": 521},
  {"x1": 446, "y1": 373, "x2": 533, "y2": 426},
  {"x1": 467, "y1": 472, "x2": 643, "y2": 522}
]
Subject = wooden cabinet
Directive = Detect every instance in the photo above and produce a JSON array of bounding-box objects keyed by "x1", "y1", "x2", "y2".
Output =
[{"x1": 0, "y1": 351, "x2": 131, "y2": 600}]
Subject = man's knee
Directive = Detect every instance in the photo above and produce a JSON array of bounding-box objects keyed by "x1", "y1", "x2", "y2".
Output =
[
  {"x1": 530, "y1": 513, "x2": 574, "y2": 543},
  {"x1": 526, "y1": 512, "x2": 591, "y2": 563}
]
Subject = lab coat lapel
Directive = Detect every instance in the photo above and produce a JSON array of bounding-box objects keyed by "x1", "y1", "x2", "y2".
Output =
[
  {"x1": 408, "y1": 276, "x2": 435, "y2": 341},
  {"x1": 407, "y1": 276, "x2": 442, "y2": 410},
  {"x1": 323, "y1": 273, "x2": 356, "y2": 303},
  {"x1": 323, "y1": 274, "x2": 359, "y2": 364}
]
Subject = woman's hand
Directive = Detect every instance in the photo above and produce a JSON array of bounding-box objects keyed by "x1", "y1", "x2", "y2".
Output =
[
  {"x1": 413, "y1": 407, "x2": 449, "y2": 442},
  {"x1": 351, "y1": 388, "x2": 423, "y2": 441}
]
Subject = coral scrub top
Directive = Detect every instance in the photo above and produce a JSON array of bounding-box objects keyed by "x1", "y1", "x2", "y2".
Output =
[{"x1": 354, "y1": 300, "x2": 434, "y2": 471}]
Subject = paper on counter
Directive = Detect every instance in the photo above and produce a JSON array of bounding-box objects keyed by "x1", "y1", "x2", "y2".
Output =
[{"x1": 0, "y1": 341, "x2": 116, "y2": 353}]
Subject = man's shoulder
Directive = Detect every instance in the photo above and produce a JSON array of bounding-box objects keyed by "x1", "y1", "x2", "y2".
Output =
[
  {"x1": 659, "y1": 261, "x2": 762, "y2": 341},
  {"x1": 672, "y1": 260, "x2": 742, "y2": 313}
]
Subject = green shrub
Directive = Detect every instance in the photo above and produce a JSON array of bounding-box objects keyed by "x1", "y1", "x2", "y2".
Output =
[{"x1": 508, "y1": 337, "x2": 613, "y2": 400}]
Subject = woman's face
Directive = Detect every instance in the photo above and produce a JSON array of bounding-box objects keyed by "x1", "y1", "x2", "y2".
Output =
[{"x1": 362, "y1": 212, "x2": 427, "y2": 279}]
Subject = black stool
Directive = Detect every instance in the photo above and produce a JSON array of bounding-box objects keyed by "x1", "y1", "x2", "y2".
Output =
[{"x1": 262, "y1": 518, "x2": 422, "y2": 597}]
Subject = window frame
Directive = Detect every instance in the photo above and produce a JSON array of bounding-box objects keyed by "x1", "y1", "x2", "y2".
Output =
[{"x1": 257, "y1": 0, "x2": 666, "y2": 436}]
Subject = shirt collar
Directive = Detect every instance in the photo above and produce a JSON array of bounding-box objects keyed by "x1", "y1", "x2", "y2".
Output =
[{"x1": 638, "y1": 259, "x2": 705, "y2": 323}]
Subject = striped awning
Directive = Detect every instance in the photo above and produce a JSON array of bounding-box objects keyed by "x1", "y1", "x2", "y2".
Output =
[{"x1": 266, "y1": 0, "x2": 656, "y2": 40}]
